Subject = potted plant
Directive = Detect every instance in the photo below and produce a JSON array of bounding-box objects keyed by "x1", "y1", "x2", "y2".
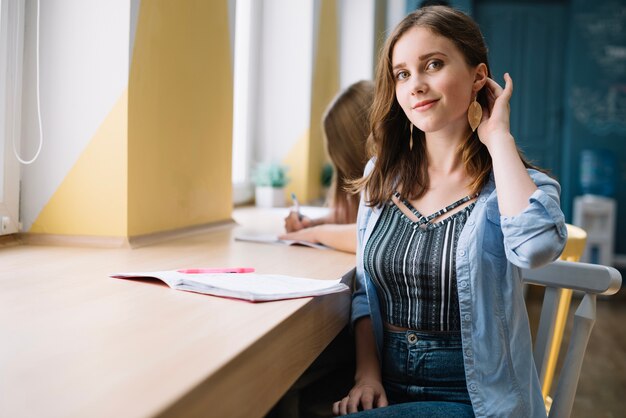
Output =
[
  {"x1": 321, "y1": 162, "x2": 333, "y2": 200},
  {"x1": 252, "y1": 163, "x2": 289, "y2": 208}
]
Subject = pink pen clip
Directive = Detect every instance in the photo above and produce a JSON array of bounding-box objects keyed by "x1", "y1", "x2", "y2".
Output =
[{"x1": 177, "y1": 267, "x2": 255, "y2": 274}]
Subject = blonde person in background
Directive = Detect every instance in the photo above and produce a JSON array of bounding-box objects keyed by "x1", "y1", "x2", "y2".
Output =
[{"x1": 280, "y1": 80, "x2": 375, "y2": 253}]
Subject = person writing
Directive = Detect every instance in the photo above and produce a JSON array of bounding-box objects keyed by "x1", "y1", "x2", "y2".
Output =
[
  {"x1": 333, "y1": 6, "x2": 566, "y2": 417},
  {"x1": 280, "y1": 80, "x2": 375, "y2": 253}
]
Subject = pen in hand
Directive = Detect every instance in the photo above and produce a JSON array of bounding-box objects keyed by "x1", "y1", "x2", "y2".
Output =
[{"x1": 290, "y1": 192, "x2": 303, "y2": 221}]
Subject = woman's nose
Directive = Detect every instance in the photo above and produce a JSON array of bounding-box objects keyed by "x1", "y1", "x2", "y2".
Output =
[{"x1": 410, "y1": 75, "x2": 427, "y2": 95}]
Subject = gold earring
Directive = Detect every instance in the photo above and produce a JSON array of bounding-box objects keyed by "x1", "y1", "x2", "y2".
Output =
[
  {"x1": 409, "y1": 123, "x2": 414, "y2": 151},
  {"x1": 468, "y1": 97, "x2": 482, "y2": 132}
]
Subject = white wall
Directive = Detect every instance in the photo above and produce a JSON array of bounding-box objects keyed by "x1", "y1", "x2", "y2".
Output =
[
  {"x1": 130, "y1": 0, "x2": 140, "y2": 66},
  {"x1": 386, "y1": 0, "x2": 408, "y2": 35},
  {"x1": 0, "y1": 0, "x2": 4, "y2": 198},
  {"x1": 255, "y1": 0, "x2": 314, "y2": 164},
  {"x1": 20, "y1": 0, "x2": 130, "y2": 230},
  {"x1": 0, "y1": 0, "x2": 24, "y2": 234},
  {"x1": 339, "y1": 0, "x2": 376, "y2": 89},
  {"x1": 338, "y1": 0, "x2": 408, "y2": 89}
]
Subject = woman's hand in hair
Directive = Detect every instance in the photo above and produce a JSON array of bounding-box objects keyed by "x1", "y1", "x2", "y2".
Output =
[{"x1": 477, "y1": 72, "x2": 514, "y2": 148}]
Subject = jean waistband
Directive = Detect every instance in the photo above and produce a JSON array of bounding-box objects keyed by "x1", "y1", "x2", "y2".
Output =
[{"x1": 384, "y1": 328, "x2": 462, "y2": 342}]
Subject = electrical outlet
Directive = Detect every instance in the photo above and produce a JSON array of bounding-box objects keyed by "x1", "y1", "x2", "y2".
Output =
[{"x1": 1, "y1": 216, "x2": 9, "y2": 233}]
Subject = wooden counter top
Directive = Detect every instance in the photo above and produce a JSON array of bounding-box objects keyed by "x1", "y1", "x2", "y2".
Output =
[{"x1": 0, "y1": 207, "x2": 355, "y2": 418}]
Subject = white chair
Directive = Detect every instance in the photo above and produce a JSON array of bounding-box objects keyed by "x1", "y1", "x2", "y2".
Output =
[
  {"x1": 523, "y1": 260, "x2": 622, "y2": 418},
  {"x1": 534, "y1": 224, "x2": 587, "y2": 405}
]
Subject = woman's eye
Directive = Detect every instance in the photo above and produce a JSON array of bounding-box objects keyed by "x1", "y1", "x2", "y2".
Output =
[
  {"x1": 396, "y1": 70, "x2": 409, "y2": 80},
  {"x1": 426, "y1": 60, "x2": 443, "y2": 71}
]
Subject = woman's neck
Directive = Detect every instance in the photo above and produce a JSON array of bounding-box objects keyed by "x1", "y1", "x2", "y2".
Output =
[{"x1": 424, "y1": 129, "x2": 470, "y2": 176}]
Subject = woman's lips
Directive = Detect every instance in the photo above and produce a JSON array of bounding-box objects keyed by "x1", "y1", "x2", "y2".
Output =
[{"x1": 412, "y1": 99, "x2": 438, "y2": 111}]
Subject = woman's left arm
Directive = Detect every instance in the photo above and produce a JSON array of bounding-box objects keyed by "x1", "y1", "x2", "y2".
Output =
[
  {"x1": 478, "y1": 74, "x2": 567, "y2": 268},
  {"x1": 477, "y1": 74, "x2": 537, "y2": 217}
]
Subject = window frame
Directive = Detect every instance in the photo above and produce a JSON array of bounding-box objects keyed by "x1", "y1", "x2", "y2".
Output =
[
  {"x1": 231, "y1": 0, "x2": 260, "y2": 205},
  {"x1": 0, "y1": 0, "x2": 25, "y2": 235}
]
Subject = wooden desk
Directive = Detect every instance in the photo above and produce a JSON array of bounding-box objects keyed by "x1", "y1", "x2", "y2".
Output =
[{"x1": 0, "y1": 208, "x2": 355, "y2": 418}]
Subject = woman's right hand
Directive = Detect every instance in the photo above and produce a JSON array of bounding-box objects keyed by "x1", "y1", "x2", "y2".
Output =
[
  {"x1": 284, "y1": 211, "x2": 313, "y2": 232},
  {"x1": 332, "y1": 379, "x2": 388, "y2": 416}
]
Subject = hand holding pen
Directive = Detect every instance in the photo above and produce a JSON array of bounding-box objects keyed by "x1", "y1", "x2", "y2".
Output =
[
  {"x1": 284, "y1": 192, "x2": 312, "y2": 232},
  {"x1": 290, "y1": 193, "x2": 303, "y2": 221}
]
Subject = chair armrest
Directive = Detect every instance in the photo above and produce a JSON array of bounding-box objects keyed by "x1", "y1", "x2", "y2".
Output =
[
  {"x1": 523, "y1": 260, "x2": 622, "y2": 418},
  {"x1": 522, "y1": 260, "x2": 622, "y2": 295}
]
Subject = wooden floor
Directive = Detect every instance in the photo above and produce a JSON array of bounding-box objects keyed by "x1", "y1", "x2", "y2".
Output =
[{"x1": 526, "y1": 282, "x2": 626, "y2": 418}]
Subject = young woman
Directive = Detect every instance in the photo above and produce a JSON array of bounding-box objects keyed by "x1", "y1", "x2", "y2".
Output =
[
  {"x1": 333, "y1": 6, "x2": 566, "y2": 417},
  {"x1": 281, "y1": 80, "x2": 375, "y2": 253}
]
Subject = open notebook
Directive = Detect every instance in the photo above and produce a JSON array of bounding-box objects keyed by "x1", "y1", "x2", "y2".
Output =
[
  {"x1": 234, "y1": 231, "x2": 329, "y2": 250},
  {"x1": 111, "y1": 270, "x2": 348, "y2": 302}
]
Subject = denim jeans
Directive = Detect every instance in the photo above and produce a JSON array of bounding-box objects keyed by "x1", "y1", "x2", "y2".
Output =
[
  {"x1": 348, "y1": 329, "x2": 474, "y2": 417},
  {"x1": 346, "y1": 401, "x2": 474, "y2": 417}
]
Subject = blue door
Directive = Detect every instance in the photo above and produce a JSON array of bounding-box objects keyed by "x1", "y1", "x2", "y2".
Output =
[{"x1": 475, "y1": 1, "x2": 568, "y2": 181}]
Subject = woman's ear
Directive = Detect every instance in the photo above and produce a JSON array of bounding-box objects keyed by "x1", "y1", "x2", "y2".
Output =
[{"x1": 473, "y1": 63, "x2": 488, "y2": 93}]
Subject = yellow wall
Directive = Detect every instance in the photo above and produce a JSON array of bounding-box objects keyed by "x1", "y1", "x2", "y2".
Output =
[
  {"x1": 308, "y1": 0, "x2": 339, "y2": 201},
  {"x1": 127, "y1": 0, "x2": 233, "y2": 236},
  {"x1": 30, "y1": 92, "x2": 128, "y2": 236},
  {"x1": 29, "y1": 0, "x2": 233, "y2": 242}
]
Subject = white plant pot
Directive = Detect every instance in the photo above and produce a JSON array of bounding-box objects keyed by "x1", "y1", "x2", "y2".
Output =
[{"x1": 255, "y1": 186, "x2": 286, "y2": 208}]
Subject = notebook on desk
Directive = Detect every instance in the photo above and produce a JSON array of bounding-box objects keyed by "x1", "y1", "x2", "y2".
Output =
[
  {"x1": 234, "y1": 231, "x2": 329, "y2": 250},
  {"x1": 111, "y1": 270, "x2": 348, "y2": 302}
]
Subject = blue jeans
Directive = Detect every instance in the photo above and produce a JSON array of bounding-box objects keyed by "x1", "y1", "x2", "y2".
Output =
[
  {"x1": 348, "y1": 329, "x2": 474, "y2": 417},
  {"x1": 346, "y1": 401, "x2": 474, "y2": 417}
]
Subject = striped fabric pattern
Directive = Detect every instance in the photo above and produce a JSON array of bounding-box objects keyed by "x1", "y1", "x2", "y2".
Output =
[{"x1": 364, "y1": 196, "x2": 476, "y2": 331}]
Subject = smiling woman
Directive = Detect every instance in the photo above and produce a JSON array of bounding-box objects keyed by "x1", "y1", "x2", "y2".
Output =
[
  {"x1": 335, "y1": 6, "x2": 567, "y2": 417},
  {"x1": 392, "y1": 27, "x2": 483, "y2": 135}
]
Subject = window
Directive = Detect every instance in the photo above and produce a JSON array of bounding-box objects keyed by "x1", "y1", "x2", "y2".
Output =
[
  {"x1": 0, "y1": 0, "x2": 25, "y2": 235},
  {"x1": 231, "y1": 0, "x2": 260, "y2": 205}
]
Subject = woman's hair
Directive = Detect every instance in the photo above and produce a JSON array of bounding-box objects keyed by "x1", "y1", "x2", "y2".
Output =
[
  {"x1": 323, "y1": 80, "x2": 375, "y2": 223},
  {"x1": 353, "y1": 6, "x2": 534, "y2": 207}
]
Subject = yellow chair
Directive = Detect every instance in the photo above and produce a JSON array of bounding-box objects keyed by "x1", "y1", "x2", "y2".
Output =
[{"x1": 539, "y1": 224, "x2": 587, "y2": 406}]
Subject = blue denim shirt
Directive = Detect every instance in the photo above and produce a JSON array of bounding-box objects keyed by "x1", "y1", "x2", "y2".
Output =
[{"x1": 353, "y1": 159, "x2": 567, "y2": 418}]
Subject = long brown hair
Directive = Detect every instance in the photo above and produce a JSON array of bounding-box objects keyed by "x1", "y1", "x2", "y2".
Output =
[
  {"x1": 323, "y1": 80, "x2": 375, "y2": 223},
  {"x1": 353, "y1": 6, "x2": 532, "y2": 207}
]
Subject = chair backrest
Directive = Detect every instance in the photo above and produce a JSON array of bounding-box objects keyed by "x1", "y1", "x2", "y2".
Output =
[
  {"x1": 522, "y1": 260, "x2": 621, "y2": 418},
  {"x1": 560, "y1": 224, "x2": 587, "y2": 262},
  {"x1": 535, "y1": 224, "x2": 587, "y2": 403}
]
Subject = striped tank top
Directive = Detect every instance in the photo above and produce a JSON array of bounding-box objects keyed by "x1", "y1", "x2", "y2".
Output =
[{"x1": 364, "y1": 192, "x2": 477, "y2": 331}]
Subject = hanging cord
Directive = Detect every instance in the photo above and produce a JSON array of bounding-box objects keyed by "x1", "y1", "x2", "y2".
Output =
[{"x1": 13, "y1": 0, "x2": 42, "y2": 165}]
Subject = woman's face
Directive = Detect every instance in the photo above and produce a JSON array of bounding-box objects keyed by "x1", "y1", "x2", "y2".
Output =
[{"x1": 392, "y1": 27, "x2": 477, "y2": 136}]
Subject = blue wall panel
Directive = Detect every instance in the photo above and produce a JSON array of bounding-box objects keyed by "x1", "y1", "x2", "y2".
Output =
[{"x1": 563, "y1": 0, "x2": 626, "y2": 254}]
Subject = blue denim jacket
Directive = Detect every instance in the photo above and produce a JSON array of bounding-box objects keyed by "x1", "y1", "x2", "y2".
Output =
[{"x1": 353, "y1": 159, "x2": 567, "y2": 418}]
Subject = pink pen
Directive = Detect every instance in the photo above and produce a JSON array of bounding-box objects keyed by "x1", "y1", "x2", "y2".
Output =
[{"x1": 178, "y1": 267, "x2": 255, "y2": 274}]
